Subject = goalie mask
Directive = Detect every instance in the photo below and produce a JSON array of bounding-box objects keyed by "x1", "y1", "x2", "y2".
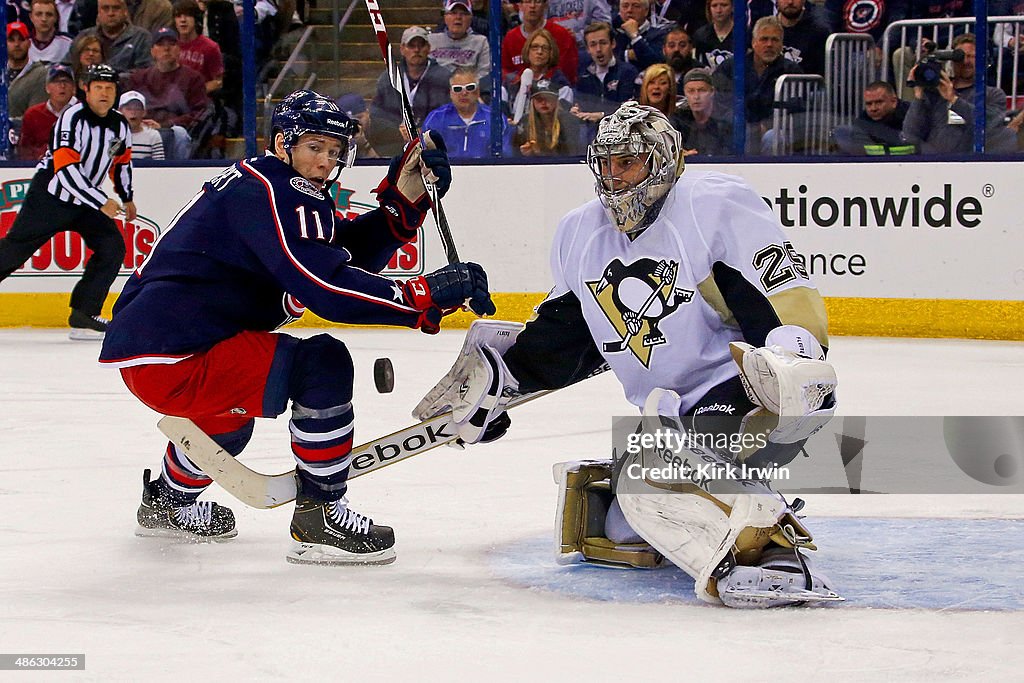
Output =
[{"x1": 586, "y1": 102, "x2": 685, "y2": 234}]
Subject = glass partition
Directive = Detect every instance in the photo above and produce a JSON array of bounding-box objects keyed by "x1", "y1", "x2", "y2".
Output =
[{"x1": 1, "y1": 0, "x2": 1021, "y2": 162}]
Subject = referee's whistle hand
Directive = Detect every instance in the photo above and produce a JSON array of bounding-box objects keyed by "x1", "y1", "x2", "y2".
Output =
[{"x1": 123, "y1": 201, "x2": 137, "y2": 223}]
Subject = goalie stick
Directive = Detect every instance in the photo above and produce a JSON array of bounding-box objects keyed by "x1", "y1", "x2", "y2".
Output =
[
  {"x1": 157, "y1": 389, "x2": 552, "y2": 509},
  {"x1": 363, "y1": 0, "x2": 460, "y2": 264}
]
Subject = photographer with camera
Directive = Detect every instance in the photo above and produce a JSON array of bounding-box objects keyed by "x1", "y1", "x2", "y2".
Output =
[{"x1": 901, "y1": 33, "x2": 1017, "y2": 154}]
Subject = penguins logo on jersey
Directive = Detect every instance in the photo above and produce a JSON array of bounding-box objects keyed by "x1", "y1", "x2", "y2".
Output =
[{"x1": 586, "y1": 257, "x2": 693, "y2": 368}]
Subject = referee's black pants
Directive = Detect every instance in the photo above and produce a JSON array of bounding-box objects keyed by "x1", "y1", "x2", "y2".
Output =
[{"x1": 0, "y1": 174, "x2": 126, "y2": 317}]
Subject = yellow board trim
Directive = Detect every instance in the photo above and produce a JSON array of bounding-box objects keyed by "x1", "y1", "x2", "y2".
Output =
[{"x1": 0, "y1": 292, "x2": 1021, "y2": 341}]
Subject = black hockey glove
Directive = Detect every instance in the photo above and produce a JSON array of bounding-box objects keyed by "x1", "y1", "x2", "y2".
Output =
[{"x1": 403, "y1": 262, "x2": 496, "y2": 334}]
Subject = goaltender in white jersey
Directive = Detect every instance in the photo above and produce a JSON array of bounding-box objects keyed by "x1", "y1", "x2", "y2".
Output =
[{"x1": 418, "y1": 101, "x2": 842, "y2": 608}]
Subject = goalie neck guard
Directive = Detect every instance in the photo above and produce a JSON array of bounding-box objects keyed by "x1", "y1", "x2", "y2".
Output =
[{"x1": 586, "y1": 102, "x2": 686, "y2": 235}]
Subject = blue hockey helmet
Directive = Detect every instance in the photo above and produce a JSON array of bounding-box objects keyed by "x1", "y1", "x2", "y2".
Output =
[{"x1": 270, "y1": 90, "x2": 358, "y2": 170}]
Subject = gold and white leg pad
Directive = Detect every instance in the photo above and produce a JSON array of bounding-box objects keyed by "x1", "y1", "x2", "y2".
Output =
[
  {"x1": 552, "y1": 460, "x2": 664, "y2": 569},
  {"x1": 615, "y1": 446, "x2": 818, "y2": 604}
]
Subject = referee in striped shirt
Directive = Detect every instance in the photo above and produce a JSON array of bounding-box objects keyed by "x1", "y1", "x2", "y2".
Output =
[{"x1": 0, "y1": 63, "x2": 137, "y2": 340}]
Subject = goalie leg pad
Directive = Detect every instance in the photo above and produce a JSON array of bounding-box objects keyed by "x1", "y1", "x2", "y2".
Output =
[
  {"x1": 552, "y1": 460, "x2": 663, "y2": 569},
  {"x1": 614, "y1": 388, "x2": 816, "y2": 603}
]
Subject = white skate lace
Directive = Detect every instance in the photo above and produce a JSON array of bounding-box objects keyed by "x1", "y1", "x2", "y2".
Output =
[
  {"x1": 327, "y1": 498, "x2": 371, "y2": 535},
  {"x1": 174, "y1": 501, "x2": 214, "y2": 529}
]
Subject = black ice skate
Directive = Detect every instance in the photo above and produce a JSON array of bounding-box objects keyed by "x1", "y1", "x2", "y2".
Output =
[
  {"x1": 68, "y1": 309, "x2": 109, "y2": 341},
  {"x1": 287, "y1": 494, "x2": 396, "y2": 566},
  {"x1": 136, "y1": 469, "x2": 237, "y2": 541}
]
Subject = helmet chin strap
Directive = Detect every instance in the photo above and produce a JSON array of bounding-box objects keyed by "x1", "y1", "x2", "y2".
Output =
[{"x1": 323, "y1": 165, "x2": 343, "y2": 194}]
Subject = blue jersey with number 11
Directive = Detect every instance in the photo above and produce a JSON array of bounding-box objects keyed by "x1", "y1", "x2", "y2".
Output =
[{"x1": 100, "y1": 155, "x2": 423, "y2": 367}]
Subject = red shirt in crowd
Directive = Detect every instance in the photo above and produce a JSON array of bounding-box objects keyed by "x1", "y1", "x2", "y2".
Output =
[
  {"x1": 126, "y1": 64, "x2": 210, "y2": 129},
  {"x1": 179, "y1": 35, "x2": 224, "y2": 84},
  {"x1": 501, "y1": 21, "x2": 579, "y2": 85},
  {"x1": 18, "y1": 99, "x2": 71, "y2": 161}
]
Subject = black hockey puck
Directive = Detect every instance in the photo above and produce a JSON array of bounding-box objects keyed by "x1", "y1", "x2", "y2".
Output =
[{"x1": 374, "y1": 357, "x2": 394, "y2": 393}]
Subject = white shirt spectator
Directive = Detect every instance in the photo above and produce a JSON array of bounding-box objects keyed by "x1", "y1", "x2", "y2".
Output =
[
  {"x1": 29, "y1": 34, "x2": 73, "y2": 63},
  {"x1": 131, "y1": 126, "x2": 165, "y2": 159}
]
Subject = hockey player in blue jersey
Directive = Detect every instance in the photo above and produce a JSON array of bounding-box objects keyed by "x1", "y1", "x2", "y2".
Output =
[{"x1": 100, "y1": 90, "x2": 495, "y2": 565}]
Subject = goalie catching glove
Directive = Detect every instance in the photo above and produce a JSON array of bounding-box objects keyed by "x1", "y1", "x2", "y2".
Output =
[
  {"x1": 402, "y1": 262, "x2": 496, "y2": 334},
  {"x1": 374, "y1": 131, "x2": 452, "y2": 239},
  {"x1": 730, "y1": 325, "x2": 837, "y2": 444},
  {"x1": 414, "y1": 320, "x2": 525, "y2": 443}
]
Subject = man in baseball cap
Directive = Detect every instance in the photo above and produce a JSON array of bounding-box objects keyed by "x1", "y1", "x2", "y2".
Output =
[
  {"x1": 6, "y1": 22, "x2": 32, "y2": 83},
  {"x1": 368, "y1": 25, "x2": 450, "y2": 155},
  {"x1": 335, "y1": 92, "x2": 380, "y2": 158},
  {"x1": 118, "y1": 90, "x2": 166, "y2": 159},
  {"x1": 401, "y1": 26, "x2": 430, "y2": 46},
  {"x1": 16, "y1": 63, "x2": 79, "y2": 160},
  {"x1": 429, "y1": 0, "x2": 491, "y2": 94},
  {"x1": 152, "y1": 26, "x2": 179, "y2": 43},
  {"x1": 676, "y1": 67, "x2": 731, "y2": 156}
]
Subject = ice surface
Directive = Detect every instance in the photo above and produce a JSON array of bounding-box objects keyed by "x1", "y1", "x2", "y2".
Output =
[{"x1": 1, "y1": 329, "x2": 1022, "y2": 681}]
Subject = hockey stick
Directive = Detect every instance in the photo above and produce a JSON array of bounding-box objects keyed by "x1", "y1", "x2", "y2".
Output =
[
  {"x1": 157, "y1": 389, "x2": 552, "y2": 509},
  {"x1": 363, "y1": 0, "x2": 460, "y2": 265}
]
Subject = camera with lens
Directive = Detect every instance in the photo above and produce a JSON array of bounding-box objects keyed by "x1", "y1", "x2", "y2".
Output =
[{"x1": 907, "y1": 40, "x2": 965, "y2": 90}]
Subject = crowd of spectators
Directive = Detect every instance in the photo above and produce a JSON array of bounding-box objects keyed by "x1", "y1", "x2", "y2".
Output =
[
  {"x1": 3, "y1": 0, "x2": 283, "y2": 160},
  {"x1": 6, "y1": 0, "x2": 1024, "y2": 162},
  {"x1": 351, "y1": 0, "x2": 1024, "y2": 160}
]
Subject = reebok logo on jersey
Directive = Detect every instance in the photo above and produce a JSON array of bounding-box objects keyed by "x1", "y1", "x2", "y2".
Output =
[
  {"x1": 694, "y1": 403, "x2": 735, "y2": 416},
  {"x1": 290, "y1": 176, "x2": 324, "y2": 200}
]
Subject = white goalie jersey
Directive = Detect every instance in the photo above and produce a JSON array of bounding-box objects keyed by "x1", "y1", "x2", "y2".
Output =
[{"x1": 539, "y1": 169, "x2": 828, "y2": 412}]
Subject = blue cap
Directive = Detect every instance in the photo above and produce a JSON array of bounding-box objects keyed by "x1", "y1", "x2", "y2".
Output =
[
  {"x1": 335, "y1": 93, "x2": 367, "y2": 117},
  {"x1": 47, "y1": 63, "x2": 75, "y2": 83},
  {"x1": 152, "y1": 26, "x2": 179, "y2": 43}
]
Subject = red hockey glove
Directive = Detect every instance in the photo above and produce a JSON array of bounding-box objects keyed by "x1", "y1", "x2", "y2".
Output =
[{"x1": 403, "y1": 262, "x2": 496, "y2": 334}]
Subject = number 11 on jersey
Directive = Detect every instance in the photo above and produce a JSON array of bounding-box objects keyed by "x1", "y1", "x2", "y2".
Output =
[{"x1": 296, "y1": 206, "x2": 326, "y2": 240}]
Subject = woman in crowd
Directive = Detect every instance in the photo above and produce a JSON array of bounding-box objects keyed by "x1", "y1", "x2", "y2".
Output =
[
  {"x1": 70, "y1": 34, "x2": 107, "y2": 100},
  {"x1": 506, "y1": 28, "x2": 573, "y2": 124},
  {"x1": 638, "y1": 63, "x2": 678, "y2": 119},
  {"x1": 692, "y1": 0, "x2": 734, "y2": 71},
  {"x1": 513, "y1": 80, "x2": 580, "y2": 156}
]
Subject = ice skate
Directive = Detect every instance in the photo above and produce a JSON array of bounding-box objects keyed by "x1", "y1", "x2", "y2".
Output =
[
  {"x1": 68, "y1": 309, "x2": 109, "y2": 341},
  {"x1": 135, "y1": 469, "x2": 237, "y2": 541},
  {"x1": 287, "y1": 494, "x2": 396, "y2": 566},
  {"x1": 717, "y1": 547, "x2": 844, "y2": 608}
]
